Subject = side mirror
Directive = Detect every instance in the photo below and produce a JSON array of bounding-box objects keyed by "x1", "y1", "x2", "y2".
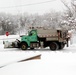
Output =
[{"x1": 29, "y1": 33, "x2": 32, "y2": 36}]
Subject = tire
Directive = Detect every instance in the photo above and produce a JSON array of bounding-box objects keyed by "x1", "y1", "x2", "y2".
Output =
[
  {"x1": 59, "y1": 43, "x2": 65, "y2": 50},
  {"x1": 20, "y1": 42, "x2": 27, "y2": 50},
  {"x1": 49, "y1": 42, "x2": 59, "y2": 51}
]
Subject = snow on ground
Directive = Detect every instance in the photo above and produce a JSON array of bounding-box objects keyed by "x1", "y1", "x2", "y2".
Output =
[{"x1": 0, "y1": 34, "x2": 76, "y2": 75}]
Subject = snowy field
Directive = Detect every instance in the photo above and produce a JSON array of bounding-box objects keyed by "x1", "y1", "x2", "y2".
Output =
[{"x1": 0, "y1": 34, "x2": 76, "y2": 75}]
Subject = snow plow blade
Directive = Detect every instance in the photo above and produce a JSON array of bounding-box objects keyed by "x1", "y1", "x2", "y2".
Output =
[
  {"x1": 3, "y1": 41, "x2": 14, "y2": 48},
  {"x1": 3, "y1": 39, "x2": 20, "y2": 48}
]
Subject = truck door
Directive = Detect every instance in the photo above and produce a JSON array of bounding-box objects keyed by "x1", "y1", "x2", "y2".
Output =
[{"x1": 29, "y1": 30, "x2": 38, "y2": 42}]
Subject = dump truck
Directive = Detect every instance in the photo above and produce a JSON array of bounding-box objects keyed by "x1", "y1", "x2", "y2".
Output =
[{"x1": 4, "y1": 27, "x2": 71, "y2": 51}]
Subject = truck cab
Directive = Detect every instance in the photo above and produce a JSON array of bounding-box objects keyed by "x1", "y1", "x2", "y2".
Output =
[{"x1": 20, "y1": 29, "x2": 38, "y2": 50}]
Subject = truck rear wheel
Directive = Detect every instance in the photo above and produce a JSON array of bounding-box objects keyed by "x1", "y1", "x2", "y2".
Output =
[
  {"x1": 50, "y1": 42, "x2": 59, "y2": 51},
  {"x1": 21, "y1": 43, "x2": 27, "y2": 50},
  {"x1": 59, "y1": 43, "x2": 65, "y2": 50}
]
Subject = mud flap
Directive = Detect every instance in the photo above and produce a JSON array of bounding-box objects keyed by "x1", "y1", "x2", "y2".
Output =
[{"x1": 66, "y1": 38, "x2": 69, "y2": 47}]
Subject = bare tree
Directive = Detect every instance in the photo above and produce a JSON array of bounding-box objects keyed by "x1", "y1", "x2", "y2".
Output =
[{"x1": 60, "y1": 0, "x2": 76, "y2": 30}]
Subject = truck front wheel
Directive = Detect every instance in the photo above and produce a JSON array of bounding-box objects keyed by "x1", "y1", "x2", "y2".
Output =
[
  {"x1": 21, "y1": 43, "x2": 27, "y2": 50},
  {"x1": 50, "y1": 42, "x2": 59, "y2": 51}
]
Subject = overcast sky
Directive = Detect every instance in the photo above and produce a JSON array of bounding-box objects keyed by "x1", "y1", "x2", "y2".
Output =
[{"x1": 0, "y1": 0, "x2": 70, "y2": 15}]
